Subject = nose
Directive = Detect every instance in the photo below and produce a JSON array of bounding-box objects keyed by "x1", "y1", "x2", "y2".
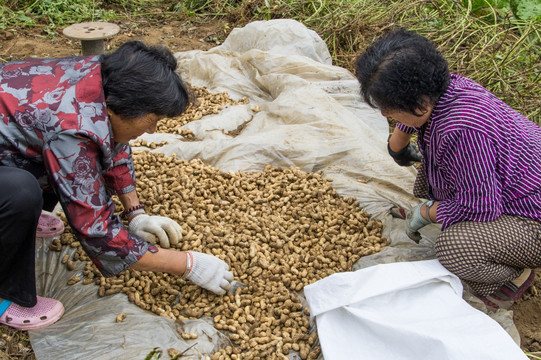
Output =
[{"x1": 380, "y1": 109, "x2": 390, "y2": 117}]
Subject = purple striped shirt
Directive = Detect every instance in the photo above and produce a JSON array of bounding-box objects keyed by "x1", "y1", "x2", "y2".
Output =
[{"x1": 397, "y1": 74, "x2": 541, "y2": 229}]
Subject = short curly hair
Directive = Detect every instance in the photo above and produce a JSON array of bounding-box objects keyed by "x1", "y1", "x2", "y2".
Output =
[
  {"x1": 355, "y1": 28, "x2": 449, "y2": 115},
  {"x1": 100, "y1": 41, "x2": 189, "y2": 120}
]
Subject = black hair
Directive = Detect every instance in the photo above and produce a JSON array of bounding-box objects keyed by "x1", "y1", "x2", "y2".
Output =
[
  {"x1": 100, "y1": 41, "x2": 189, "y2": 119},
  {"x1": 355, "y1": 28, "x2": 450, "y2": 115}
]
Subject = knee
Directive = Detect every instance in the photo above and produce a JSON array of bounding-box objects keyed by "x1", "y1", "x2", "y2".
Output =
[
  {"x1": 434, "y1": 224, "x2": 485, "y2": 274},
  {"x1": 434, "y1": 236, "x2": 459, "y2": 271},
  {"x1": 0, "y1": 168, "x2": 43, "y2": 214}
]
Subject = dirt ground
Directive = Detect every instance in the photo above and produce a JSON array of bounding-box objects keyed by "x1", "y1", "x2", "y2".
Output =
[
  {"x1": 1, "y1": 14, "x2": 541, "y2": 360},
  {"x1": 0, "y1": 17, "x2": 221, "y2": 61}
]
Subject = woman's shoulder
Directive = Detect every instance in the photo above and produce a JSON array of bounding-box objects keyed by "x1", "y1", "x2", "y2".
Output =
[
  {"x1": 1, "y1": 56, "x2": 103, "y2": 105},
  {"x1": 1, "y1": 55, "x2": 99, "y2": 76},
  {"x1": 445, "y1": 74, "x2": 492, "y2": 101},
  {"x1": 435, "y1": 74, "x2": 525, "y2": 130}
]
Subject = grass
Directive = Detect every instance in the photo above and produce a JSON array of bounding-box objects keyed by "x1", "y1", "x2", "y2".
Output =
[
  {"x1": 0, "y1": 0, "x2": 117, "y2": 36},
  {"x1": 0, "y1": 0, "x2": 539, "y2": 121}
]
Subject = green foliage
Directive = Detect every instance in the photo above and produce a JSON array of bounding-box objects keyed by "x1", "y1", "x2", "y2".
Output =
[
  {"x1": 0, "y1": 5, "x2": 35, "y2": 28},
  {"x1": 165, "y1": 0, "x2": 242, "y2": 16},
  {"x1": 463, "y1": 0, "x2": 508, "y2": 13},
  {"x1": 144, "y1": 347, "x2": 163, "y2": 360},
  {"x1": 463, "y1": 0, "x2": 541, "y2": 20},
  {"x1": 510, "y1": 0, "x2": 541, "y2": 20},
  {"x1": 0, "y1": 0, "x2": 116, "y2": 34}
]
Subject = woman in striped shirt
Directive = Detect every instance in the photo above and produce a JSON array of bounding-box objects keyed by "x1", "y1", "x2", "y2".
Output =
[{"x1": 355, "y1": 28, "x2": 541, "y2": 309}]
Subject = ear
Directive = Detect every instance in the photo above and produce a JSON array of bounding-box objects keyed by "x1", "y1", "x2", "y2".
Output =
[
  {"x1": 414, "y1": 96, "x2": 433, "y2": 117},
  {"x1": 107, "y1": 107, "x2": 116, "y2": 118}
]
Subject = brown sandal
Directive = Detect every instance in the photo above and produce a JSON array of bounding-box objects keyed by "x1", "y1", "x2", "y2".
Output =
[{"x1": 477, "y1": 269, "x2": 535, "y2": 309}]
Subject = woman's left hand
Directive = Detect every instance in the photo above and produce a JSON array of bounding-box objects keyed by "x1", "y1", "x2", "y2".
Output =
[
  {"x1": 405, "y1": 202, "x2": 432, "y2": 242},
  {"x1": 128, "y1": 214, "x2": 183, "y2": 248}
]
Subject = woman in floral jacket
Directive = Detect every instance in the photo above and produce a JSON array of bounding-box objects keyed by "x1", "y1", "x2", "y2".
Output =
[{"x1": 0, "y1": 41, "x2": 233, "y2": 330}]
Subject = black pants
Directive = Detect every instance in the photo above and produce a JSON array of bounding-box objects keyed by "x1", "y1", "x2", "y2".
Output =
[{"x1": 0, "y1": 167, "x2": 46, "y2": 307}]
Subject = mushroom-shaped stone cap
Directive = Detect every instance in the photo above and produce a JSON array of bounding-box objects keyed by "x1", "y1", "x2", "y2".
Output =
[{"x1": 63, "y1": 22, "x2": 119, "y2": 40}]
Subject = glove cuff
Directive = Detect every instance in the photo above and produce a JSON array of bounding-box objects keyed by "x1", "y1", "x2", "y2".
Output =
[
  {"x1": 414, "y1": 204, "x2": 431, "y2": 228},
  {"x1": 387, "y1": 142, "x2": 409, "y2": 157},
  {"x1": 127, "y1": 213, "x2": 149, "y2": 230},
  {"x1": 121, "y1": 204, "x2": 146, "y2": 220},
  {"x1": 182, "y1": 252, "x2": 194, "y2": 280},
  {"x1": 388, "y1": 141, "x2": 423, "y2": 166},
  {"x1": 424, "y1": 200, "x2": 435, "y2": 223}
]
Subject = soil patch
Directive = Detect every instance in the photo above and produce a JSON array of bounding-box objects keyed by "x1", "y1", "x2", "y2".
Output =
[{"x1": 1, "y1": 17, "x2": 222, "y2": 61}]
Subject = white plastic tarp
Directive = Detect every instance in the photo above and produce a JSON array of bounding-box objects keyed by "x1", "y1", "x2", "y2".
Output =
[
  {"x1": 304, "y1": 260, "x2": 528, "y2": 360},
  {"x1": 29, "y1": 19, "x2": 522, "y2": 359}
]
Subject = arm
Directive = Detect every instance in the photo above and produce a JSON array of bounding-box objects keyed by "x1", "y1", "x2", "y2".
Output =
[
  {"x1": 131, "y1": 248, "x2": 187, "y2": 275},
  {"x1": 405, "y1": 130, "x2": 501, "y2": 239},
  {"x1": 388, "y1": 127, "x2": 422, "y2": 166},
  {"x1": 131, "y1": 248, "x2": 234, "y2": 295},
  {"x1": 389, "y1": 127, "x2": 413, "y2": 152},
  {"x1": 44, "y1": 134, "x2": 152, "y2": 277},
  {"x1": 109, "y1": 148, "x2": 182, "y2": 248},
  {"x1": 45, "y1": 135, "x2": 232, "y2": 293},
  {"x1": 118, "y1": 190, "x2": 144, "y2": 221}
]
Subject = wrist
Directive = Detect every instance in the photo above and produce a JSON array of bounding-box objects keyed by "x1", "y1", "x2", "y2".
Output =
[
  {"x1": 387, "y1": 142, "x2": 408, "y2": 156},
  {"x1": 127, "y1": 211, "x2": 146, "y2": 223},
  {"x1": 412, "y1": 203, "x2": 431, "y2": 228},
  {"x1": 121, "y1": 204, "x2": 146, "y2": 220},
  {"x1": 388, "y1": 130, "x2": 412, "y2": 152}
]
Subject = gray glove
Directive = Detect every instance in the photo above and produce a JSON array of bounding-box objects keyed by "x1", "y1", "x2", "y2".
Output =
[
  {"x1": 129, "y1": 214, "x2": 182, "y2": 248},
  {"x1": 184, "y1": 251, "x2": 234, "y2": 295},
  {"x1": 405, "y1": 202, "x2": 432, "y2": 242},
  {"x1": 388, "y1": 142, "x2": 422, "y2": 166}
]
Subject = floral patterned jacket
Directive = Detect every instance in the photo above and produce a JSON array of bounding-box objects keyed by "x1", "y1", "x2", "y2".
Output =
[{"x1": 0, "y1": 56, "x2": 155, "y2": 277}]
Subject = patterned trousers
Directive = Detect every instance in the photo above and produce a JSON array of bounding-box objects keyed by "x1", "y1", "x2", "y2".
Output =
[{"x1": 413, "y1": 169, "x2": 541, "y2": 296}]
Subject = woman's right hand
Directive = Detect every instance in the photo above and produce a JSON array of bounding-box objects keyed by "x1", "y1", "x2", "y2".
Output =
[{"x1": 183, "y1": 252, "x2": 234, "y2": 295}]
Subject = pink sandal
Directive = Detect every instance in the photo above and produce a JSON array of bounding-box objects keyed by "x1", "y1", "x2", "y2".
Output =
[
  {"x1": 37, "y1": 211, "x2": 64, "y2": 238},
  {"x1": 0, "y1": 296, "x2": 64, "y2": 330}
]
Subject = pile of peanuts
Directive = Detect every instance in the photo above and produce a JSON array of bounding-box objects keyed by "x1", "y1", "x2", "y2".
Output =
[
  {"x1": 52, "y1": 87, "x2": 387, "y2": 360},
  {"x1": 156, "y1": 86, "x2": 249, "y2": 139}
]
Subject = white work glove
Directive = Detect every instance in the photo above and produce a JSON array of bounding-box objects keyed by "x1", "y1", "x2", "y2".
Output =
[
  {"x1": 184, "y1": 251, "x2": 234, "y2": 295},
  {"x1": 128, "y1": 214, "x2": 182, "y2": 248},
  {"x1": 405, "y1": 202, "x2": 432, "y2": 243}
]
